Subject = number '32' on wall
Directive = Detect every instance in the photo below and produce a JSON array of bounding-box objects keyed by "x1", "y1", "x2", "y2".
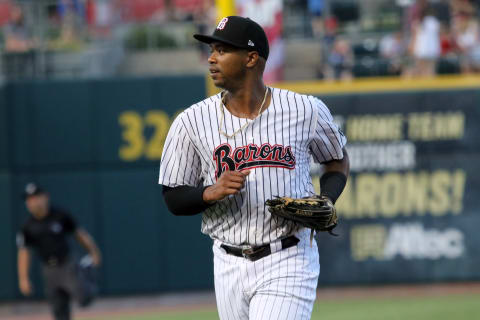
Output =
[{"x1": 118, "y1": 110, "x2": 181, "y2": 162}]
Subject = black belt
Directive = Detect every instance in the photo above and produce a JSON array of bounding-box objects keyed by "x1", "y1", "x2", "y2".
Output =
[
  {"x1": 220, "y1": 236, "x2": 299, "y2": 262},
  {"x1": 44, "y1": 256, "x2": 68, "y2": 267}
]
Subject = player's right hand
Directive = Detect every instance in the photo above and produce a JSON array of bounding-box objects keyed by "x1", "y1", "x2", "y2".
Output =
[
  {"x1": 203, "y1": 170, "x2": 251, "y2": 203},
  {"x1": 19, "y1": 278, "x2": 33, "y2": 296}
]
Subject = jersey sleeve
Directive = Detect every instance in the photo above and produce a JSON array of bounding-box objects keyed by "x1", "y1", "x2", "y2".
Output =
[
  {"x1": 57, "y1": 209, "x2": 78, "y2": 233},
  {"x1": 16, "y1": 228, "x2": 33, "y2": 248},
  {"x1": 308, "y1": 97, "x2": 347, "y2": 163},
  {"x1": 62, "y1": 212, "x2": 77, "y2": 233},
  {"x1": 159, "y1": 112, "x2": 202, "y2": 187}
]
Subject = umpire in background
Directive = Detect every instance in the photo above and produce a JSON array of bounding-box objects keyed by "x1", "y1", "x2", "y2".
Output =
[{"x1": 16, "y1": 183, "x2": 102, "y2": 320}]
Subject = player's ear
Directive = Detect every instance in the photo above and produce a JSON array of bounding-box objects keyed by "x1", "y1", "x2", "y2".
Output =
[{"x1": 246, "y1": 51, "x2": 260, "y2": 68}]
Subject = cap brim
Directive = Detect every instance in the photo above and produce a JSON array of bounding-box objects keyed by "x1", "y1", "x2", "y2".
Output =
[{"x1": 193, "y1": 34, "x2": 247, "y2": 50}]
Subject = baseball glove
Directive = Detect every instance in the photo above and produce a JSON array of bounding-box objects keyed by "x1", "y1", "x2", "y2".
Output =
[{"x1": 265, "y1": 196, "x2": 338, "y2": 245}]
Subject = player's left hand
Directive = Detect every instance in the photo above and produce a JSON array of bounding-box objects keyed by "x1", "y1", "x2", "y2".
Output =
[
  {"x1": 265, "y1": 195, "x2": 338, "y2": 234},
  {"x1": 19, "y1": 278, "x2": 33, "y2": 296}
]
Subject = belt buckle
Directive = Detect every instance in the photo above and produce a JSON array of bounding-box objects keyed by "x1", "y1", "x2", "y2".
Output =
[
  {"x1": 242, "y1": 246, "x2": 264, "y2": 261},
  {"x1": 47, "y1": 257, "x2": 58, "y2": 267}
]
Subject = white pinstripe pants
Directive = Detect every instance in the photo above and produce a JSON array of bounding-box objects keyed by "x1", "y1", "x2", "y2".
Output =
[{"x1": 213, "y1": 230, "x2": 320, "y2": 320}]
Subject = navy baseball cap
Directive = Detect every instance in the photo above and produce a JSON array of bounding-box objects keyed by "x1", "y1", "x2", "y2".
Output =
[
  {"x1": 194, "y1": 16, "x2": 269, "y2": 60},
  {"x1": 23, "y1": 182, "x2": 46, "y2": 199}
]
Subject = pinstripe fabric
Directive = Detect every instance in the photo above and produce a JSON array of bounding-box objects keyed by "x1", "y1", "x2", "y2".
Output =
[
  {"x1": 158, "y1": 87, "x2": 346, "y2": 247},
  {"x1": 159, "y1": 87, "x2": 345, "y2": 319},
  {"x1": 213, "y1": 229, "x2": 319, "y2": 320}
]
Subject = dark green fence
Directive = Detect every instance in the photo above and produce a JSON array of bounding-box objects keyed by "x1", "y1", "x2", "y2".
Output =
[
  {"x1": 314, "y1": 88, "x2": 480, "y2": 285},
  {"x1": 1, "y1": 86, "x2": 15, "y2": 300},
  {"x1": 1, "y1": 77, "x2": 479, "y2": 301},
  {"x1": 1, "y1": 76, "x2": 212, "y2": 300}
]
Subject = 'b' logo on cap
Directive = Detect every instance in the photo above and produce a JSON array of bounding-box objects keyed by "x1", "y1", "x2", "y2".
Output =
[{"x1": 217, "y1": 17, "x2": 228, "y2": 30}]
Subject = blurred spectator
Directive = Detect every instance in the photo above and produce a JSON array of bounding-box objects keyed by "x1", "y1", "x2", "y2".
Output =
[
  {"x1": 406, "y1": 0, "x2": 429, "y2": 33},
  {"x1": 308, "y1": 0, "x2": 324, "y2": 39},
  {"x1": 315, "y1": 15, "x2": 338, "y2": 78},
  {"x1": 4, "y1": 4, "x2": 34, "y2": 52},
  {"x1": 0, "y1": 1, "x2": 11, "y2": 26},
  {"x1": 86, "y1": 0, "x2": 115, "y2": 38},
  {"x1": 325, "y1": 37, "x2": 354, "y2": 81},
  {"x1": 439, "y1": 23, "x2": 457, "y2": 56},
  {"x1": 49, "y1": 0, "x2": 86, "y2": 50},
  {"x1": 431, "y1": 0, "x2": 452, "y2": 25},
  {"x1": 193, "y1": 0, "x2": 216, "y2": 59},
  {"x1": 450, "y1": 0, "x2": 476, "y2": 16},
  {"x1": 164, "y1": 0, "x2": 175, "y2": 21},
  {"x1": 452, "y1": 11, "x2": 480, "y2": 72},
  {"x1": 322, "y1": 15, "x2": 338, "y2": 50},
  {"x1": 379, "y1": 31, "x2": 407, "y2": 75},
  {"x1": 2, "y1": 3, "x2": 37, "y2": 80},
  {"x1": 151, "y1": 0, "x2": 186, "y2": 22},
  {"x1": 410, "y1": 6, "x2": 441, "y2": 77}
]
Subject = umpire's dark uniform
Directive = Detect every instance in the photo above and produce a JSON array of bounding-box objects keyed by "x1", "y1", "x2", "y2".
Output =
[
  {"x1": 17, "y1": 186, "x2": 97, "y2": 320},
  {"x1": 17, "y1": 207, "x2": 82, "y2": 320}
]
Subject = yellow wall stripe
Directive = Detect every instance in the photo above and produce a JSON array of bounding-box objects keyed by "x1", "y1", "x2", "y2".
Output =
[
  {"x1": 272, "y1": 75, "x2": 480, "y2": 95},
  {"x1": 207, "y1": 75, "x2": 480, "y2": 97},
  {"x1": 215, "y1": 0, "x2": 236, "y2": 21}
]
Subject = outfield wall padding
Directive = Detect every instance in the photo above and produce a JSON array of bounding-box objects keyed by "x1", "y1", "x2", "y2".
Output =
[{"x1": 1, "y1": 78, "x2": 479, "y2": 301}]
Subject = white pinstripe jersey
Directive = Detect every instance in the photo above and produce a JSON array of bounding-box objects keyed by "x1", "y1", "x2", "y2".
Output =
[{"x1": 159, "y1": 87, "x2": 346, "y2": 246}]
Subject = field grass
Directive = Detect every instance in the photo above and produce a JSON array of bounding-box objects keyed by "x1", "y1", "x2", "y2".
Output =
[{"x1": 80, "y1": 293, "x2": 480, "y2": 320}]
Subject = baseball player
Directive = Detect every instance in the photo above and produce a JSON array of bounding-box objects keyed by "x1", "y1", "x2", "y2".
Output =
[
  {"x1": 159, "y1": 16, "x2": 349, "y2": 320},
  {"x1": 17, "y1": 183, "x2": 101, "y2": 320}
]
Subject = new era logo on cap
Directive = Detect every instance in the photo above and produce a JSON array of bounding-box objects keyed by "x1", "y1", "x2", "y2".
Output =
[{"x1": 248, "y1": 40, "x2": 254, "y2": 46}]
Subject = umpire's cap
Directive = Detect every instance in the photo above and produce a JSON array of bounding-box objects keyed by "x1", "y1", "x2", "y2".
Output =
[
  {"x1": 194, "y1": 16, "x2": 269, "y2": 60},
  {"x1": 23, "y1": 182, "x2": 46, "y2": 199}
]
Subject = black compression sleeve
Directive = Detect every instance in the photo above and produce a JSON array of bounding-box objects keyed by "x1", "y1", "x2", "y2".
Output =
[
  {"x1": 320, "y1": 171, "x2": 347, "y2": 204},
  {"x1": 162, "y1": 185, "x2": 213, "y2": 216}
]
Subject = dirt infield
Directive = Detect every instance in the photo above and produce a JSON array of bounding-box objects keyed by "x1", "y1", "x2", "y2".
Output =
[{"x1": 2, "y1": 282, "x2": 480, "y2": 320}]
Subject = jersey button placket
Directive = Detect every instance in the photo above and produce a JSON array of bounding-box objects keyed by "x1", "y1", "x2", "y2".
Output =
[{"x1": 247, "y1": 135, "x2": 255, "y2": 178}]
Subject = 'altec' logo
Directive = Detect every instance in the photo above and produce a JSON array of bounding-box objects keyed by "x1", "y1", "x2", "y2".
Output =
[{"x1": 214, "y1": 143, "x2": 296, "y2": 178}]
